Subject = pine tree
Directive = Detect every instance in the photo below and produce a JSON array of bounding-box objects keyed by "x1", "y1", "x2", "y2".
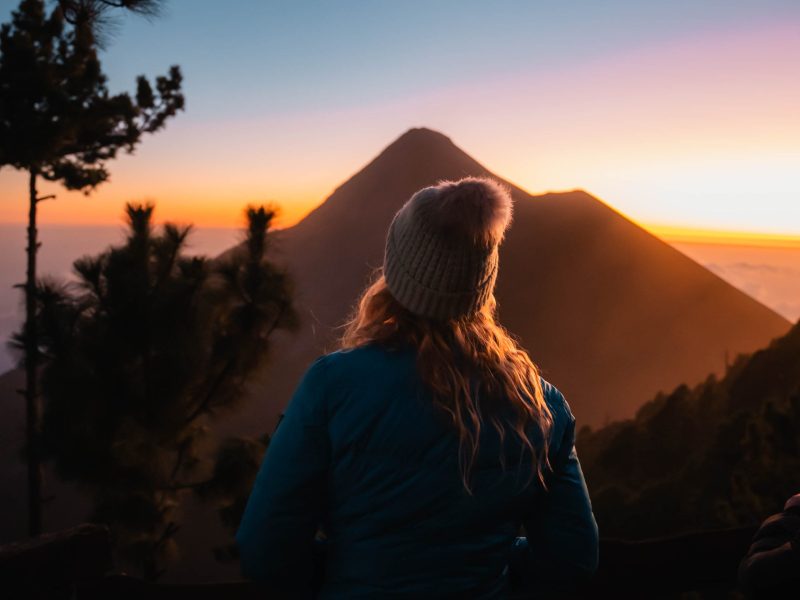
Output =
[
  {"x1": 26, "y1": 203, "x2": 297, "y2": 578},
  {"x1": 0, "y1": 0, "x2": 183, "y2": 536}
]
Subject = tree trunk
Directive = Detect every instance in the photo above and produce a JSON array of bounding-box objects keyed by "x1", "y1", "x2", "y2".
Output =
[{"x1": 25, "y1": 168, "x2": 42, "y2": 537}]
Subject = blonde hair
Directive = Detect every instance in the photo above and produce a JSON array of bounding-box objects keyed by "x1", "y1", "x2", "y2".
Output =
[{"x1": 338, "y1": 271, "x2": 553, "y2": 493}]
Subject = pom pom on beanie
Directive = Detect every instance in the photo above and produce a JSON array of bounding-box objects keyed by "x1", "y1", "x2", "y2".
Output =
[{"x1": 383, "y1": 177, "x2": 513, "y2": 320}]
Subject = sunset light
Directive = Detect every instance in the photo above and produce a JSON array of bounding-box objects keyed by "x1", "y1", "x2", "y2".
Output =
[
  {"x1": 0, "y1": 2, "x2": 797, "y2": 237},
  {"x1": 2, "y1": 2, "x2": 800, "y2": 593}
]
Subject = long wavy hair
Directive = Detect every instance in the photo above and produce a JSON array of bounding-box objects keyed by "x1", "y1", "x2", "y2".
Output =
[{"x1": 338, "y1": 271, "x2": 553, "y2": 493}]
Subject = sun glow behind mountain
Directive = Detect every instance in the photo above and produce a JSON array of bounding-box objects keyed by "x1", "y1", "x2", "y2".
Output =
[
  {"x1": 0, "y1": 2, "x2": 797, "y2": 240},
  {"x1": 646, "y1": 226, "x2": 800, "y2": 248}
]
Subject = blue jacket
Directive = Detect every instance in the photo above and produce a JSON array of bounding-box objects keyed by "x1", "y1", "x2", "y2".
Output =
[{"x1": 236, "y1": 342, "x2": 598, "y2": 598}]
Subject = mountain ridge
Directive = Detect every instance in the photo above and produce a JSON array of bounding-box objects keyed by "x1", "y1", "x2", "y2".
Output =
[
  {"x1": 0, "y1": 127, "x2": 790, "y2": 576},
  {"x1": 222, "y1": 127, "x2": 789, "y2": 435}
]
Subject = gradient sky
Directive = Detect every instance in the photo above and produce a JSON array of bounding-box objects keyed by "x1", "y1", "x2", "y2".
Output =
[{"x1": 0, "y1": 0, "x2": 798, "y2": 240}]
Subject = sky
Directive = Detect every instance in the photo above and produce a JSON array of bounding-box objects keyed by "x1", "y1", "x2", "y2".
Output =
[{"x1": 0, "y1": 0, "x2": 798, "y2": 242}]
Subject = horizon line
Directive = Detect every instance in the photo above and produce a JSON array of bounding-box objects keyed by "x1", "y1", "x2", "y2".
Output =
[
  {"x1": 2, "y1": 219, "x2": 800, "y2": 249},
  {"x1": 642, "y1": 224, "x2": 800, "y2": 248}
]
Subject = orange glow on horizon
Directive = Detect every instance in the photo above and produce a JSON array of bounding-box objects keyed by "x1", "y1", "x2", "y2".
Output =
[
  {"x1": 0, "y1": 182, "x2": 323, "y2": 230},
  {"x1": 4, "y1": 186, "x2": 798, "y2": 251},
  {"x1": 1, "y1": 19, "x2": 797, "y2": 242},
  {"x1": 641, "y1": 224, "x2": 800, "y2": 248}
]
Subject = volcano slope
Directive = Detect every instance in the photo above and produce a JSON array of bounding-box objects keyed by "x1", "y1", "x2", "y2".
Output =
[{"x1": 224, "y1": 127, "x2": 790, "y2": 434}]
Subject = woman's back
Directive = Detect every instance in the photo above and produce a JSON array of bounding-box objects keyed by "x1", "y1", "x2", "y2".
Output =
[
  {"x1": 237, "y1": 342, "x2": 597, "y2": 598},
  {"x1": 236, "y1": 177, "x2": 598, "y2": 598}
]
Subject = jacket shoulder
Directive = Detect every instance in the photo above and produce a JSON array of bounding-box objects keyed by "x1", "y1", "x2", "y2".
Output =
[
  {"x1": 318, "y1": 343, "x2": 414, "y2": 376},
  {"x1": 538, "y1": 377, "x2": 577, "y2": 467},
  {"x1": 540, "y1": 377, "x2": 575, "y2": 427},
  {"x1": 298, "y1": 344, "x2": 382, "y2": 379}
]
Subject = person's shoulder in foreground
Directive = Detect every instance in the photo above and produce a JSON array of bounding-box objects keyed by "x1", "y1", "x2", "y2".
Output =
[
  {"x1": 302, "y1": 341, "x2": 411, "y2": 379},
  {"x1": 511, "y1": 375, "x2": 599, "y2": 595},
  {"x1": 739, "y1": 492, "x2": 800, "y2": 596},
  {"x1": 273, "y1": 342, "x2": 406, "y2": 417},
  {"x1": 234, "y1": 344, "x2": 415, "y2": 584},
  {"x1": 296, "y1": 342, "x2": 417, "y2": 406},
  {"x1": 540, "y1": 377, "x2": 575, "y2": 434}
]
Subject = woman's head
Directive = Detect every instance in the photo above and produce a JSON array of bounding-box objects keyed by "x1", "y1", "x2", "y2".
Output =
[
  {"x1": 339, "y1": 177, "x2": 553, "y2": 492},
  {"x1": 382, "y1": 176, "x2": 512, "y2": 320}
]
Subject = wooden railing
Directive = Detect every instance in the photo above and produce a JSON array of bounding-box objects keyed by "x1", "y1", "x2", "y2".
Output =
[{"x1": 1, "y1": 523, "x2": 759, "y2": 599}]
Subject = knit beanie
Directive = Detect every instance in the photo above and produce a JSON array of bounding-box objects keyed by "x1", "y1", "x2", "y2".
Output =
[{"x1": 383, "y1": 176, "x2": 513, "y2": 320}]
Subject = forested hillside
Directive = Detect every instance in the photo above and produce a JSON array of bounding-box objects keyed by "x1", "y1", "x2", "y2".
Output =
[{"x1": 578, "y1": 321, "x2": 800, "y2": 539}]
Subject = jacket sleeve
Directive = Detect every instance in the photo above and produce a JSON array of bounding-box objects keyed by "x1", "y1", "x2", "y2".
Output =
[
  {"x1": 520, "y1": 388, "x2": 599, "y2": 592},
  {"x1": 235, "y1": 356, "x2": 331, "y2": 592}
]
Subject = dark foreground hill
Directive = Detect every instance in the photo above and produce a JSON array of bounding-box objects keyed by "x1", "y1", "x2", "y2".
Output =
[
  {"x1": 579, "y1": 319, "x2": 800, "y2": 538},
  {"x1": 224, "y1": 127, "x2": 789, "y2": 435}
]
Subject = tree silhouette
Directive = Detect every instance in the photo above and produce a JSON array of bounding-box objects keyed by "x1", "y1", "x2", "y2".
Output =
[
  {"x1": 578, "y1": 322, "x2": 800, "y2": 539},
  {"x1": 55, "y1": 1, "x2": 167, "y2": 54},
  {"x1": 24, "y1": 203, "x2": 297, "y2": 578},
  {"x1": 0, "y1": 0, "x2": 183, "y2": 536}
]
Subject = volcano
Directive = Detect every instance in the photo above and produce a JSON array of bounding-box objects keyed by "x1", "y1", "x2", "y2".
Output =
[
  {"x1": 0, "y1": 127, "x2": 791, "y2": 572},
  {"x1": 225, "y1": 127, "x2": 791, "y2": 433}
]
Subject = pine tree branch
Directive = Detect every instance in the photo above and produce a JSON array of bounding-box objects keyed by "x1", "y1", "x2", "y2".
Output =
[
  {"x1": 167, "y1": 437, "x2": 192, "y2": 483},
  {"x1": 182, "y1": 355, "x2": 237, "y2": 427},
  {"x1": 182, "y1": 301, "x2": 289, "y2": 426}
]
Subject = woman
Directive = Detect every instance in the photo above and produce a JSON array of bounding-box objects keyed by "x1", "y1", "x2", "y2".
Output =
[{"x1": 236, "y1": 177, "x2": 599, "y2": 598}]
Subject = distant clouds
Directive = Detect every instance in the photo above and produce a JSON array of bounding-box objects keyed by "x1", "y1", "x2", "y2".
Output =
[
  {"x1": 673, "y1": 243, "x2": 800, "y2": 323},
  {"x1": 708, "y1": 262, "x2": 800, "y2": 323}
]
